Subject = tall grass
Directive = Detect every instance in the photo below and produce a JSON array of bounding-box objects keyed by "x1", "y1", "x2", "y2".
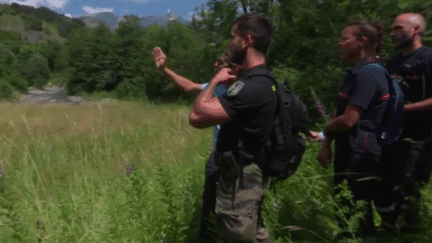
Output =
[{"x1": 0, "y1": 101, "x2": 430, "y2": 242}]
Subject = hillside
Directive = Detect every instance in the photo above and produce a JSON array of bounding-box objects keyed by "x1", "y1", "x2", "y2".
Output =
[
  {"x1": 79, "y1": 12, "x2": 190, "y2": 29},
  {"x1": 0, "y1": 3, "x2": 85, "y2": 43}
]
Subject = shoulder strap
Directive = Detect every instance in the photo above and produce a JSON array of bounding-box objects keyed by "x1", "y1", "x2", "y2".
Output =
[
  {"x1": 363, "y1": 63, "x2": 394, "y2": 86},
  {"x1": 361, "y1": 63, "x2": 392, "y2": 125},
  {"x1": 364, "y1": 63, "x2": 388, "y2": 74}
]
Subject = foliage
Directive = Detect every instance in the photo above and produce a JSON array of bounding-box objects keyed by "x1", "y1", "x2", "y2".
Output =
[
  {"x1": 66, "y1": 24, "x2": 115, "y2": 94},
  {"x1": 145, "y1": 22, "x2": 208, "y2": 101},
  {"x1": 0, "y1": 0, "x2": 431, "y2": 109},
  {"x1": 0, "y1": 103, "x2": 430, "y2": 242},
  {"x1": 1, "y1": 75, "x2": 27, "y2": 93},
  {"x1": 15, "y1": 51, "x2": 50, "y2": 89},
  {"x1": 0, "y1": 79, "x2": 15, "y2": 99},
  {"x1": 23, "y1": 15, "x2": 43, "y2": 31},
  {"x1": 0, "y1": 29, "x2": 22, "y2": 54},
  {"x1": 36, "y1": 40, "x2": 68, "y2": 72},
  {"x1": 0, "y1": 44, "x2": 16, "y2": 77},
  {"x1": 5, "y1": 3, "x2": 85, "y2": 37}
]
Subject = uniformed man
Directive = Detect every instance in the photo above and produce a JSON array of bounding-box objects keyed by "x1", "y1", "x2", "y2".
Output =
[
  {"x1": 189, "y1": 13, "x2": 276, "y2": 243},
  {"x1": 381, "y1": 12, "x2": 432, "y2": 232}
]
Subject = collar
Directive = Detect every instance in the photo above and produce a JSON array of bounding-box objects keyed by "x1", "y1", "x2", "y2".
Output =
[
  {"x1": 240, "y1": 64, "x2": 269, "y2": 79},
  {"x1": 400, "y1": 45, "x2": 426, "y2": 58},
  {"x1": 349, "y1": 57, "x2": 382, "y2": 74}
]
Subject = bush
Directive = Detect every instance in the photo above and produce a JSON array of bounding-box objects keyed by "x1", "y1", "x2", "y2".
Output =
[
  {"x1": 24, "y1": 18, "x2": 43, "y2": 31},
  {"x1": 21, "y1": 53, "x2": 50, "y2": 89},
  {"x1": 0, "y1": 44, "x2": 17, "y2": 77},
  {"x1": 115, "y1": 77, "x2": 148, "y2": 101},
  {"x1": 2, "y1": 75, "x2": 27, "y2": 93},
  {"x1": 0, "y1": 80, "x2": 15, "y2": 99}
]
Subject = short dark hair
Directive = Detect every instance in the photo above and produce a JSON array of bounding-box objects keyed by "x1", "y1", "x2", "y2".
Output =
[
  {"x1": 346, "y1": 20, "x2": 385, "y2": 59},
  {"x1": 232, "y1": 14, "x2": 272, "y2": 55}
]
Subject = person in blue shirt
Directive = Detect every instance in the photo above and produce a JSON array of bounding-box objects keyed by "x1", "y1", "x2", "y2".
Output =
[
  {"x1": 152, "y1": 47, "x2": 233, "y2": 241},
  {"x1": 318, "y1": 20, "x2": 389, "y2": 239}
]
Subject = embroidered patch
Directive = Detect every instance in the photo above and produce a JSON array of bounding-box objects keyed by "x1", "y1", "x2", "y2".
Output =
[
  {"x1": 227, "y1": 80, "x2": 245, "y2": 96},
  {"x1": 408, "y1": 75, "x2": 421, "y2": 80}
]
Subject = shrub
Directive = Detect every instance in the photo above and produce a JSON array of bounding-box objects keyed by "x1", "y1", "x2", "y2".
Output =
[
  {"x1": 115, "y1": 77, "x2": 148, "y2": 101},
  {"x1": 0, "y1": 80, "x2": 15, "y2": 99},
  {"x1": 21, "y1": 53, "x2": 50, "y2": 89},
  {"x1": 0, "y1": 44, "x2": 17, "y2": 77},
  {"x1": 3, "y1": 75, "x2": 27, "y2": 93}
]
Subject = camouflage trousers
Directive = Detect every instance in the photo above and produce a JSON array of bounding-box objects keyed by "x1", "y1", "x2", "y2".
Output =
[{"x1": 214, "y1": 153, "x2": 271, "y2": 243}]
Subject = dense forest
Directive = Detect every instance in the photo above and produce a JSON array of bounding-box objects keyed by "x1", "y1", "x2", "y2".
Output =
[{"x1": 0, "y1": 0, "x2": 431, "y2": 117}]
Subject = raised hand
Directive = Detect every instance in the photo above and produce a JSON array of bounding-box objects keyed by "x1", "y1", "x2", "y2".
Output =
[
  {"x1": 211, "y1": 67, "x2": 237, "y2": 85},
  {"x1": 152, "y1": 47, "x2": 167, "y2": 70}
]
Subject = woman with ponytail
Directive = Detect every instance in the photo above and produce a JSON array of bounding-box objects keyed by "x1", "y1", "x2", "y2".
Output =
[{"x1": 318, "y1": 20, "x2": 390, "y2": 239}]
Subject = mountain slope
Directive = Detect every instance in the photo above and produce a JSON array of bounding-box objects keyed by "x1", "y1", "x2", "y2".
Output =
[
  {"x1": 0, "y1": 3, "x2": 85, "y2": 43},
  {"x1": 79, "y1": 12, "x2": 190, "y2": 29}
]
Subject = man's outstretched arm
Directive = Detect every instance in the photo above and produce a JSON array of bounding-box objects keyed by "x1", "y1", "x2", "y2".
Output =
[
  {"x1": 152, "y1": 47, "x2": 202, "y2": 93},
  {"x1": 161, "y1": 67, "x2": 202, "y2": 93}
]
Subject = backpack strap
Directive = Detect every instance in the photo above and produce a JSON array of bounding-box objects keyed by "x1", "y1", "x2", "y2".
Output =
[
  {"x1": 364, "y1": 63, "x2": 388, "y2": 75},
  {"x1": 242, "y1": 67, "x2": 287, "y2": 189},
  {"x1": 243, "y1": 67, "x2": 287, "y2": 145},
  {"x1": 362, "y1": 63, "x2": 399, "y2": 142},
  {"x1": 238, "y1": 67, "x2": 281, "y2": 188}
]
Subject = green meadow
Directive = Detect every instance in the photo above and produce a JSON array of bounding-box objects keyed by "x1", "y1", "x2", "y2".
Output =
[{"x1": 0, "y1": 101, "x2": 431, "y2": 243}]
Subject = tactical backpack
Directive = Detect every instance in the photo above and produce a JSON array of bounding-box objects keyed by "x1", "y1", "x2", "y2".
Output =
[
  {"x1": 263, "y1": 78, "x2": 309, "y2": 179},
  {"x1": 241, "y1": 68, "x2": 309, "y2": 181},
  {"x1": 366, "y1": 64, "x2": 404, "y2": 145}
]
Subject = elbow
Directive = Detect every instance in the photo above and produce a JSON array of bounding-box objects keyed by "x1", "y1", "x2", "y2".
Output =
[
  {"x1": 189, "y1": 112, "x2": 205, "y2": 129},
  {"x1": 344, "y1": 118, "x2": 358, "y2": 129}
]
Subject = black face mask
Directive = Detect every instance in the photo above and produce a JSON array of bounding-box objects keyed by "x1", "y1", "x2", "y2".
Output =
[{"x1": 229, "y1": 44, "x2": 247, "y2": 65}]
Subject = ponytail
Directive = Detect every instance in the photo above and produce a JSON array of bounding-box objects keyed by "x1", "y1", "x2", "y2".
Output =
[
  {"x1": 346, "y1": 20, "x2": 385, "y2": 60},
  {"x1": 371, "y1": 21, "x2": 384, "y2": 58}
]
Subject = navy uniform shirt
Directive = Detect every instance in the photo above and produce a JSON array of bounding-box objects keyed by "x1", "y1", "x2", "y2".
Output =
[
  {"x1": 336, "y1": 60, "x2": 389, "y2": 156},
  {"x1": 217, "y1": 65, "x2": 277, "y2": 160},
  {"x1": 386, "y1": 46, "x2": 432, "y2": 140}
]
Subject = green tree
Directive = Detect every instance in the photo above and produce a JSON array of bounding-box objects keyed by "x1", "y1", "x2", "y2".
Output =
[
  {"x1": 265, "y1": 0, "x2": 432, "y2": 115},
  {"x1": 36, "y1": 40, "x2": 67, "y2": 72},
  {"x1": 112, "y1": 15, "x2": 148, "y2": 99},
  {"x1": 145, "y1": 22, "x2": 209, "y2": 101},
  {"x1": 189, "y1": 0, "x2": 239, "y2": 92},
  {"x1": 0, "y1": 79, "x2": 15, "y2": 99},
  {"x1": 0, "y1": 44, "x2": 27, "y2": 93},
  {"x1": 0, "y1": 43, "x2": 17, "y2": 77},
  {"x1": 21, "y1": 53, "x2": 50, "y2": 88},
  {"x1": 66, "y1": 23, "x2": 115, "y2": 94}
]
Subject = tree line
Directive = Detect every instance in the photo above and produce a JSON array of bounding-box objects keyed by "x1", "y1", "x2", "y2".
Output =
[{"x1": 0, "y1": 0, "x2": 431, "y2": 115}]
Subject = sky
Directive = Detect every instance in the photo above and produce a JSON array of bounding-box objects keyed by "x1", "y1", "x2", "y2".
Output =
[{"x1": 0, "y1": 0, "x2": 211, "y2": 20}]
